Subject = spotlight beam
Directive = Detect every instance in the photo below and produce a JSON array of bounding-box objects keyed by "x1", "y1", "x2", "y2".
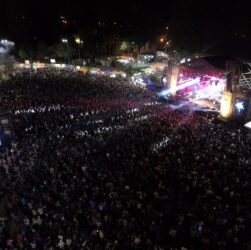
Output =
[{"x1": 158, "y1": 78, "x2": 200, "y2": 97}]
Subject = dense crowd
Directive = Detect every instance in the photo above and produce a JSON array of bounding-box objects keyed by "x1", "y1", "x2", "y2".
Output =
[{"x1": 0, "y1": 69, "x2": 251, "y2": 250}]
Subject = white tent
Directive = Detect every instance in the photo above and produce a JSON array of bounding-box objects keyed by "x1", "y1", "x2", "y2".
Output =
[{"x1": 244, "y1": 121, "x2": 251, "y2": 129}]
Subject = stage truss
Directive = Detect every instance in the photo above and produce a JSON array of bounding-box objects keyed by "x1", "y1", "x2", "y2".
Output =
[{"x1": 239, "y1": 66, "x2": 251, "y2": 90}]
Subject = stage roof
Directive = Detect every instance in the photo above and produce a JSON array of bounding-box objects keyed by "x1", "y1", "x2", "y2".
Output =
[{"x1": 180, "y1": 55, "x2": 243, "y2": 77}]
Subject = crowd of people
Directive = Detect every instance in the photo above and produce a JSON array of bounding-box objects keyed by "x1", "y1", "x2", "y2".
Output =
[{"x1": 0, "y1": 69, "x2": 251, "y2": 250}]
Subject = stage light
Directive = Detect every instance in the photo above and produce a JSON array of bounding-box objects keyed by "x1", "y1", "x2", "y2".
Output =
[
  {"x1": 170, "y1": 75, "x2": 178, "y2": 96},
  {"x1": 176, "y1": 78, "x2": 200, "y2": 91},
  {"x1": 220, "y1": 93, "x2": 232, "y2": 118},
  {"x1": 235, "y1": 101, "x2": 245, "y2": 113}
]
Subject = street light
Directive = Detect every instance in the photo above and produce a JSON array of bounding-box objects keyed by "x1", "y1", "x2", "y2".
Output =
[
  {"x1": 62, "y1": 38, "x2": 70, "y2": 64},
  {"x1": 75, "y1": 38, "x2": 80, "y2": 44},
  {"x1": 75, "y1": 38, "x2": 84, "y2": 65}
]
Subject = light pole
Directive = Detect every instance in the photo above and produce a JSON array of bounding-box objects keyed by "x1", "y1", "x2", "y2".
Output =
[
  {"x1": 75, "y1": 38, "x2": 84, "y2": 65},
  {"x1": 155, "y1": 37, "x2": 165, "y2": 62},
  {"x1": 131, "y1": 41, "x2": 135, "y2": 58},
  {"x1": 160, "y1": 37, "x2": 165, "y2": 54},
  {"x1": 62, "y1": 38, "x2": 70, "y2": 64},
  {"x1": 165, "y1": 41, "x2": 170, "y2": 55}
]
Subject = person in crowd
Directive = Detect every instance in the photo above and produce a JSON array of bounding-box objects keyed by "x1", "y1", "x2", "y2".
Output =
[{"x1": 0, "y1": 68, "x2": 250, "y2": 250}]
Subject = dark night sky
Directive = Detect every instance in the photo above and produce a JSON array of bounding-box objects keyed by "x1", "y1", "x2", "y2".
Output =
[
  {"x1": 1, "y1": 0, "x2": 251, "y2": 49},
  {"x1": 0, "y1": 0, "x2": 172, "y2": 40}
]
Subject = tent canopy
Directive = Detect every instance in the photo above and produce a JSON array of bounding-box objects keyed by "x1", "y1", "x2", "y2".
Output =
[{"x1": 244, "y1": 121, "x2": 251, "y2": 130}]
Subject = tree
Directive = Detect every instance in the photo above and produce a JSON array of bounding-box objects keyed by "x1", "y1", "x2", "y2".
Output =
[
  {"x1": 18, "y1": 45, "x2": 35, "y2": 60},
  {"x1": 120, "y1": 41, "x2": 131, "y2": 52},
  {"x1": 36, "y1": 42, "x2": 48, "y2": 60},
  {"x1": 18, "y1": 47, "x2": 29, "y2": 60},
  {"x1": 48, "y1": 42, "x2": 77, "y2": 62},
  {"x1": 77, "y1": 27, "x2": 100, "y2": 61}
]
